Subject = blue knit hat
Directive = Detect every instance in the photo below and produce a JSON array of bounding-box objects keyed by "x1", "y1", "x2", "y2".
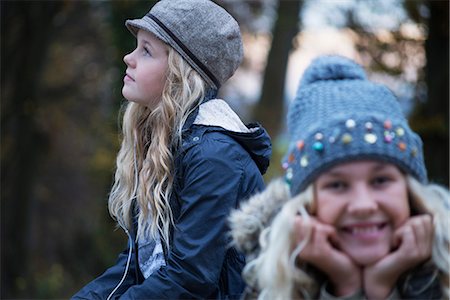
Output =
[{"x1": 283, "y1": 55, "x2": 427, "y2": 196}]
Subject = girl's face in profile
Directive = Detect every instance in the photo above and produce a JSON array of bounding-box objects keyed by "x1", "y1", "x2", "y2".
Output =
[
  {"x1": 314, "y1": 160, "x2": 410, "y2": 266},
  {"x1": 122, "y1": 30, "x2": 169, "y2": 109}
]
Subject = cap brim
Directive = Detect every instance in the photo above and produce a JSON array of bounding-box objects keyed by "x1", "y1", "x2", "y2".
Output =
[{"x1": 125, "y1": 17, "x2": 169, "y2": 44}]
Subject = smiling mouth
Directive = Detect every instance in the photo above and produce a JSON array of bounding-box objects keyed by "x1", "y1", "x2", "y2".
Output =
[{"x1": 341, "y1": 223, "x2": 387, "y2": 235}]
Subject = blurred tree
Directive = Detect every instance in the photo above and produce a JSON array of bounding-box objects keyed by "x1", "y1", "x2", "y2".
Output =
[
  {"x1": 1, "y1": 1, "x2": 160, "y2": 298},
  {"x1": 211, "y1": 0, "x2": 303, "y2": 178},
  {"x1": 409, "y1": 0, "x2": 449, "y2": 186},
  {"x1": 253, "y1": 0, "x2": 303, "y2": 140},
  {"x1": 216, "y1": 0, "x2": 276, "y2": 33},
  {"x1": 1, "y1": 1, "x2": 64, "y2": 297},
  {"x1": 341, "y1": 0, "x2": 448, "y2": 185}
]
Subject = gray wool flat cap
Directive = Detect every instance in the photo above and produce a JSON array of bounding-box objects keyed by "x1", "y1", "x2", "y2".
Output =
[{"x1": 125, "y1": 0, "x2": 244, "y2": 89}]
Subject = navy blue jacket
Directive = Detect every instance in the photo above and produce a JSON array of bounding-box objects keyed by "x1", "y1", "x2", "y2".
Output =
[{"x1": 73, "y1": 99, "x2": 272, "y2": 299}]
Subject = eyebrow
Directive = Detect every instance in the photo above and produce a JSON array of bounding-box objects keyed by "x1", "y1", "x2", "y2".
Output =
[
  {"x1": 136, "y1": 32, "x2": 154, "y2": 46},
  {"x1": 139, "y1": 39, "x2": 154, "y2": 49}
]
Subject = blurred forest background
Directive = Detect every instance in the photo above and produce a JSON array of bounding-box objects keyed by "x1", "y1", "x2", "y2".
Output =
[{"x1": 1, "y1": 0, "x2": 448, "y2": 298}]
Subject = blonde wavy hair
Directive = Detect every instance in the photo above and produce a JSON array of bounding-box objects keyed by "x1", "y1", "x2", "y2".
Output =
[
  {"x1": 108, "y1": 47, "x2": 207, "y2": 249},
  {"x1": 238, "y1": 176, "x2": 450, "y2": 299}
]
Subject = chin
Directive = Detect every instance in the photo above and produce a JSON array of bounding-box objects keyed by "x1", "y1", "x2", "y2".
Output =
[
  {"x1": 121, "y1": 93, "x2": 139, "y2": 104},
  {"x1": 122, "y1": 87, "x2": 136, "y2": 102},
  {"x1": 346, "y1": 248, "x2": 390, "y2": 266},
  {"x1": 351, "y1": 254, "x2": 384, "y2": 266},
  {"x1": 122, "y1": 90, "x2": 130, "y2": 101},
  {"x1": 342, "y1": 241, "x2": 391, "y2": 267}
]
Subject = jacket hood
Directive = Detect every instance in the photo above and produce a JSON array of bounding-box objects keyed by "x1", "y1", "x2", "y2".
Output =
[
  {"x1": 229, "y1": 179, "x2": 290, "y2": 259},
  {"x1": 193, "y1": 99, "x2": 272, "y2": 175}
]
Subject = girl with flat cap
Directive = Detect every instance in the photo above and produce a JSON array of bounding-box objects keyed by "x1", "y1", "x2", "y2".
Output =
[{"x1": 73, "y1": 1, "x2": 271, "y2": 298}]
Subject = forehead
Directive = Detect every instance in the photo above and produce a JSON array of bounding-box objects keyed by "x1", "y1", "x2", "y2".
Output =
[
  {"x1": 320, "y1": 160, "x2": 401, "y2": 177},
  {"x1": 136, "y1": 30, "x2": 167, "y2": 48}
]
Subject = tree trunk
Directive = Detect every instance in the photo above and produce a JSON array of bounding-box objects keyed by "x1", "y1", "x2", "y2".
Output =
[
  {"x1": 253, "y1": 0, "x2": 302, "y2": 140},
  {"x1": 1, "y1": 1, "x2": 62, "y2": 297},
  {"x1": 411, "y1": 0, "x2": 449, "y2": 185}
]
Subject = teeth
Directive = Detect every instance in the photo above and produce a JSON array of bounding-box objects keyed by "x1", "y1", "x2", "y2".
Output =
[{"x1": 351, "y1": 226, "x2": 379, "y2": 234}]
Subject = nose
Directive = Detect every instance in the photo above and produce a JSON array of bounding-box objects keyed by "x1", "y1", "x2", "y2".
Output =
[
  {"x1": 347, "y1": 184, "x2": 378, "y2": 217},
  {"x1": 123, "y1": 51, "x2": 135, "y2": 68}
]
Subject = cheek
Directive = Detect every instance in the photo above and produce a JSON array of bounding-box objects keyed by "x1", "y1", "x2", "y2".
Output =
[
  {"x1": 315, "y1": 196, "x2": 342, "y2": 224},
  {"x1": 397, "y1": 185, "x2": 410, "y2": 216},
  {"x1": 138, "y1": 78, "x2": 161, "y2": 101},
  {"x1": 150, "y1": 61, "x2": 168, "y2": 83},
  {"x1": 146, "y1": 73, "x2": 166, "y2": 95},
  {"x1": 396, "y1": 200, "x2": 411, "y2": 225},
  {"x1": 383, "y1": 189, "x2": 410, "y2": 227},
  {"x1": 138, "y1": 62, "x2": 166, "y2": 88}
]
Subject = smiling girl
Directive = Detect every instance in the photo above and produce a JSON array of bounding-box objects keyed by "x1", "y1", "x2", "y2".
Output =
[
  {"x1": 73, "y1": 0, "x2": 271, "y2": 299},
  {"x1": 230, "y1": 56, "x2": 449, "y2": 299}
]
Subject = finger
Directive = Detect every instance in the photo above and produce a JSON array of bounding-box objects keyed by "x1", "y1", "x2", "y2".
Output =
[
  {"x1": 315, "y1": 221, "x2": 336, "y2": 236},
  {"x1": 423, "y1": 215, "x2": 434, "y2": 254},
  {"x1": 411, "y1": 215, "x2": 433, "y2": 258},
  {"x1": 411, "y1": 217, "x2": 426, "y2": 258},
  {"x1": 296, "y1": 222, "x2": 316, "y2": 260},
  {"x1": 311, "y1": 222, "x2": 338, "y2": 248},
  {"x1": 392, "y1": 226, "x2": 405, "y2": 248},
  {"x1": 411, "y1": 216, "x2": 426, "y2": 248},
  {"x1": 312, "y1": 223, "x2": 351, "y2": 263},
  {"x1": 300, "y1": 221, "x2": 335, "y2": 258},
  {"x1": 293, "y1": 216, "x2": 303, "y2": 239},
  {"x1": 396, "y1": 224, "x2": 416, "y2": 253},
  {"x1": 302, "y1": 225, "x2": 356, "y2": 274},
  {"x1": 311, "y1": 222, "x2": 344, "y2": 251},
  {"x1": 324, "y1": 226, "x2": 341, "y2": 249},
  {"x1": 293, "y1": 216, "x2": 311, "y2": 243}
]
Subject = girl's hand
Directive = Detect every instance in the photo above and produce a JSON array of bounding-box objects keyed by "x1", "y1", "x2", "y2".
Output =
[
  {"x1": 363, "y1": 214, "x2": 433, "y2": 300},
  {"x1": 294, "y1": 216, "x2": 361, "y2": 297}
]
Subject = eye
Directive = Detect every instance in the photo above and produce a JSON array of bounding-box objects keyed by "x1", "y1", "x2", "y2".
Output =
[
  {"x1": 142, "y1": 46, "x2": 151, "y2": 56},
  {"x1": 324, "y1": 180, "x2": 347, "y2": 191},
  {"x1": 371, "y1": 176, "x2": 391, "y2": 187}
]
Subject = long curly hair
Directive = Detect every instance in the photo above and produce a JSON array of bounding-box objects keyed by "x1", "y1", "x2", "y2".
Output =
[
  {"x1": 232, "y1": 176, "x2": 450, "y2": 299},
  {"x1": 108, "y1": 47, "x2": 207, "y2": 249}
]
